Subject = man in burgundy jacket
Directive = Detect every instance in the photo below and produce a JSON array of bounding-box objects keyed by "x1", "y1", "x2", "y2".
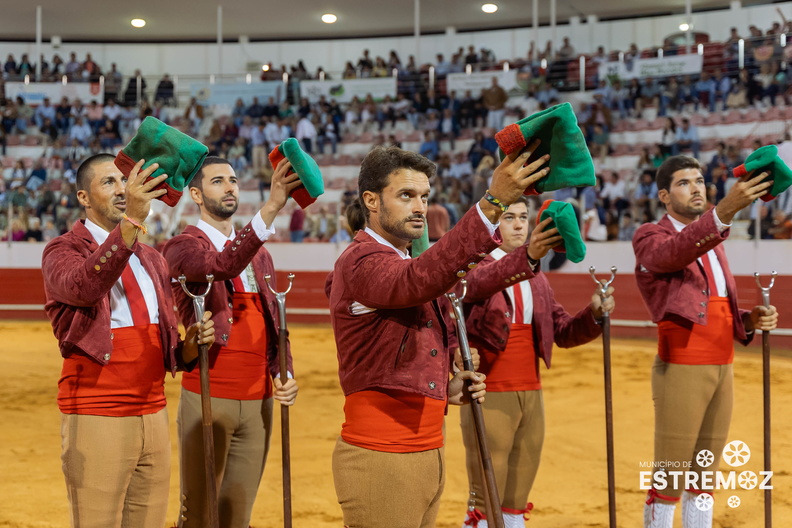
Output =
[
  {"x1": 633, "y1": 155, "x2": 778, "y2": 528},
  {"x1": 459, "y1": 196, "x2": 614, "y2": 528},
  {"x1": 42, "y1": 154, "x2": 215, "y2": 528},
  {"x1": 163, "y1": 156, "x2": 300, "y2": 528},
  {"x1": 327, "y1": 143, "x2": 551, "y2": 528}
]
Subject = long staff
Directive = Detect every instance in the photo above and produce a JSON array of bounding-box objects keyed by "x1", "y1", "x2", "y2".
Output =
[
  {"x1": 178, "y1": 274, "x2": 218, "y2": 528},
  {"x1": 264, "y1": 273, "x2": 295, "y2": 528},
  {"x1": 446, "y1": 280, "x2": 504, "y2": 528},
  {"x1": 754, "y1": 271, "x2": 777, "y2": 528},
  {"x1": 589, "y1": 266, "x2": 617, "y2": 528}
]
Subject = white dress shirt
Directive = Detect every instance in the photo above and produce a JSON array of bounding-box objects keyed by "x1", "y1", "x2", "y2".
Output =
[
  {"x1": 85, "y1": 219, "x2": 160, "y2": 328},
  {"x1": 667, "y1": 213, "x2": 728, "y2": 297}
]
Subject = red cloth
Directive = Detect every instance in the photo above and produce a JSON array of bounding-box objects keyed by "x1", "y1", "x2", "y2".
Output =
[
  {"x1": 121, "y1": 263, "x2": 150, "y2": 326},
  {"x1": 341, "y1": 389, "x2": 445, "y2": 453},
  {"x1": 658, "y1": 297, "x2": 735, "y2": 365},
  {"x1": 58, "y1": 325, "x2": 166, "y2": 416},
  {"x1": 700, "y1": 253, "x2": 719, "y2": 295},
  {"x1": 182, "y1": 292, "x2": 272, "y2": 400},
  {"x1": 223, "y1": 240, "x2": 245, "y2": 293},
  {"x1": 480, "y1": 324, "x2": 541, "y2": 391}
]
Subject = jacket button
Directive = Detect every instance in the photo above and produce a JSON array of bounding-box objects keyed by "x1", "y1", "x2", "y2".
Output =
[
  {"x1": 241, "y1": 234, "x2": 246, "y2": 238},
  {"x1": 182, "y1": 494, "x2": 187, "y2": 501},
  {"x1": 111, "y1": 245, "x2": 118, "y2": 251},
  {"x1": 94, "y1": 265, "x2": 101, "y2": 271},
  {"x1": 457, "y1": 270, "x2": 466, "y2": 278},
  {"x1": 228, "y1": 302, "x2": 233, "y2": 308},
  {"x1": 701, "y1": 290, "x2": 707, "y2": 295},
  {"x1": 521, "y1": 272, "x2": 526, "y2": 277},
  {"x1": 505, "y1": 279, "x2": 510, "y2": 283},
  {"x1": 695, "y1": 242, "x2": 701, "y2": 247},
  {"x1": 504, "y1": 311, "x2": 510, "y2": 318},
  {"x1": 235, "y1": 239, "x2": 241, "y2": 245},
  {"x1": 103, "y1": 353, "x2": 111, "y2": 360},
  {"x1": 181, "y1": 506, "x2": 187, "y2": 512},
  {"x1": 221, "y1": 334, "x2": 229, "y2": 340},
  {"x1": 100, "y1": 256, "x2": 107, "y2": 263},
  {"x1": 227, "y1": 317, "x2": 233, "y2": 324},
  {"x1": 245, "y1": 227, "x2": 251, "y2": 232},
  {"x1": 498, "y1": 338, "x2": 506, "y2": 344},
  {"x1": 430, "y1": 349, "x2": 438, "y2": 357},
  {"x1": 426, "y1": 320, "x2": 433, "y2": 328},
  {"x1": 698, "y1": 312, "x2": 705, "y2": 318},
  {"x1": 231, "y1": 246, "x2": 237, "y2": 251},
  {"x1": 478, "y1": 252, "x2": 487, "y2": 257},
  {"x1": 106, "y1": 251, "x2": 112, "y2": 257},
  {"x1": 511, "y1": 275, "x2": 517, "y2": 281},
  {"x1": 110, "y1": 333, "x2": 114, "y2": 340},
  {"x1": 468, "y1": 262, "x2": 477, "y2": 269},
  {"x1": 428, "y1": 381, "x2": 436, "y2": 390},
  {"x1": 700, "y1": 302, "x2": 707, "y2": 307},
  {"x1": 180, "y1": 515, "x2": 187, "y2": 522}
]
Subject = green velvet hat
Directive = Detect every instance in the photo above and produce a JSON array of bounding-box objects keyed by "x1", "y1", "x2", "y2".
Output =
[
  {"x1": 268, "y1": 138, "x2": 325, "y2": 208},
  {"x1": 733, "y1": 144, "x2": 792, "y2": 202},
  {"x1": 114, "y1": 116, "x2": 209, "y2": 206},
  {"x1": 496, "y1": 102, "x2": 596, "y2": 195},
  {"x1": 537, "y1": 199, "x2": 586, "y2": 263}
]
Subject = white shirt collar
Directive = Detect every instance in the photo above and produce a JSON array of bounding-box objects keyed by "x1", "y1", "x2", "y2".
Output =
[
  {"x1": 84, "y1": 218, "x2": 110, "y2": 245},
  {"x1": 666, "y1": 213, "x2": 689, "y2": 233},
  {"x1": 364, "y1": 227, "x2": 410, "y2": 260},
  {"x1": 196, "y1": 218, "x2": 236, "y2": 252}
]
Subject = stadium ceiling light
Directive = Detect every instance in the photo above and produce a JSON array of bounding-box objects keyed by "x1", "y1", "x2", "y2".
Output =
[
  {"x1": 679, "y1": 22, "x2": 690, "y2": 31},
  {"x1": 131, "y1": 18, "x2": 146, "y2": 28},
  {"x1": 322, "y1": 13, "x2": 338, "y2": 24},
  {"x1": 482, "y1": 3, "x2": 498, "y2": 14}
]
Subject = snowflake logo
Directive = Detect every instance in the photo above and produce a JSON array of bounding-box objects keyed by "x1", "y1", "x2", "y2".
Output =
[
  {"x1": 723, "y1": 441, "x2": 751, "y2": 467},
  {"x1": 738, "y1": 471, "x2": 758, "y2": 490},
  {"x1": 696, "y1": 449, "x2": 715, "y2": 468},
  {"x1": 695, "y1": 494, "x2": 714, "y2": 511},
  {"x1": 727, "y1": 495, "x2": 741, "y2": 508}
]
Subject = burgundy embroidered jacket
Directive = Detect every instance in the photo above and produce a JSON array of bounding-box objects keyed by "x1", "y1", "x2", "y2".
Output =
[
  {"x1": 462, "y1": 248, "x2": 602, "y2": 369},
  {"x1": 42, "y1": 220, "x2": 186, "y2": 374},
  {"x1": 162, "y1": 221, "x2": 291, "y2": 379},
  {"x1": 327, "y1": 207, "x2": 500, "y2": 400},
  {"x1": 632, "y1": 209, "x2": 751, "y2": 345}
]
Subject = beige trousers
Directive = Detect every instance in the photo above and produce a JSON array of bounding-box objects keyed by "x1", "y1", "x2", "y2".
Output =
[
  {"x1": 461, "y1": 390, "x2": 545, "y2": 516},
  {"x1": 177, "y1": 388, "x2": 274, "y2": 528},
  {"x1": 332, "y1": 437, "x2": 445, "y2": 528},
  {"x1": 651, "y1": 357, "x2": 734, "y2": 500},
  {"x1": 60, "y1": 408, "x2": 170, "y2": 528}
]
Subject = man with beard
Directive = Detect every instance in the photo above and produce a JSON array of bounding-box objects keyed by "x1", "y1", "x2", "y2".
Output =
[
  {"x1": 42, "y1": 154, "x2": 215, "y2": 528},
  {"x1": 163, "y1": 156, "x2": 301, "y2": 528},
  {"x1": 634, "y1": 156, "x2": 778, "y2": 528},
  {"x1": 327, "y1": 143, "x2": 550, "y2": 527}
]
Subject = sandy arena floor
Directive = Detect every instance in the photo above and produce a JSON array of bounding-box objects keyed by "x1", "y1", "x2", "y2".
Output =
[{"x1": 0, "y1": 321, "x2": 790, "y2": 528}]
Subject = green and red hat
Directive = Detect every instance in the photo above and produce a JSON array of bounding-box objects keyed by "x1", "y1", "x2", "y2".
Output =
[
  {"x1": 536, "y1": 199, "x2": 586, "y2": 263},
  {"x1": 268, "y1": 138, "x2": 325, "y2": 209},
  {"x1": 733, "y1": 144, "x2": 792, "y2": 202},
  {"x1": 496, "y1": 102, "x2": 596, "y2": 195},
  {"x1": 114, "y1": 116, "x2": 209, "y2": 206}
]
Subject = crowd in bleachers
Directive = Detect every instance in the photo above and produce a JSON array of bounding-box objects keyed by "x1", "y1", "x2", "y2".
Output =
[{"x1": 3, "y1": 18, "x2": 792, "y2": 244}]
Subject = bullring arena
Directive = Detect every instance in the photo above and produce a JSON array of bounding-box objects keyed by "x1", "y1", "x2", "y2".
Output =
[{"x1": 2, "y1": 1, "x2": 792, "y2": 527}]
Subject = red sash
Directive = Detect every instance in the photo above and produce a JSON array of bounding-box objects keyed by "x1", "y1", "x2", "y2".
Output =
[
  {"x1": 182, "y1": 292, "x2": 272, "y2": 400},
  {"x1": 658, "y1": 297, "x2": 734, "y2": 365},
  {"x1": 341, "y1": 389, "x2": 446, "y2": 453},
  {"x1": 479, "y1": 324, "x2": 541, "y2": 392},
  {"x1": 58, "y1": 325, "x2": 166, "y2": 416}
]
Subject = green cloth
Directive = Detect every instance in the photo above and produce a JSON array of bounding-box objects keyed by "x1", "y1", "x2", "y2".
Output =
[
  {"x1": 735, "y1": 144, "x2": 792, "y2": 202},
  {"x1": 537, "y1": 200, "x2": 586, "y2": 263},
  {"x1": 410, "y1": 224, "x2": 430, "y2": 258},
  {"x1": 496, "y1": 102, "x2": 596, "y2": 194},
  {"x1": 114, "y1": 116, "x2": 208, "y2": 206},
  {"x1": 268, "y1": 138, "x2": 325, "y2": 208}
]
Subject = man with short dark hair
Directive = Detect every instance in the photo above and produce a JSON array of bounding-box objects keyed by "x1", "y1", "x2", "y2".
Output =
[
  {"x1": 327, "y1": 143, "x2": 550, "y2": 527},
  {"x1": 42, "y1": 154, "x2": 215, "y2": 528},
  {"x1": 163, "y1": 156, "x2": 301, "y2": 528},
  {"x1": 634, "y1": 155, "x2": 778, "y2": 528}
]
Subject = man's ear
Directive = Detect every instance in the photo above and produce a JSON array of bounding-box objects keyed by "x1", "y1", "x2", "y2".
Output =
[
  {"x1": 190, "y1": 186, "x2": 203, "y2": 207},
  {"x1": 657, "y1": 188, "x2": 670, "y2": 207},
  {"x1": 76, "y1": 189, "x2": 90, "y2": 209},
  {"x1": 362, "y1": 190, "x2": 379, "y2": 217}
]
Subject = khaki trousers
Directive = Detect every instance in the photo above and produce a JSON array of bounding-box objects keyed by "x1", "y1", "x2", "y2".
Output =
[
  {"x1": 461, "y1": 390, "x2": 544, "y2": 515},
  {"x1": 177, "y1": 388, "x2": 274, "y2": 528},
  {"x1": 332, "y1": 438, "x2": 445, "y2": 528},
  {"x1": 60, "y1": 408, "x2": 170, "y2": 528},
  {"x1": 651, "y1": 357, "x2": 733, "y2": 500}
]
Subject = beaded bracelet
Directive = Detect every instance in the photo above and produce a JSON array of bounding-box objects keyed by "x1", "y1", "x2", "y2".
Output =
[
  {"x1": 123, "y1": 213, "x2": 149, "y2": 235},
  {"x1": 483, "y1": 189, "x2": 508, "y2": 212}
]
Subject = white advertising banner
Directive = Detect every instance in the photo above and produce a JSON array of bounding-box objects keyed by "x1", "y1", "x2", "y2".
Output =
[
  {"x1": 6, "y1": 82, "x2": 105, "y2": 105},
  {"x1": 598, "y1": 54, "x2": 704, "y2": 80},
  {"x1": 190, "y1": 81, "x2": 284, "y2": 106},
  {"x1": 446, "y1": 70, "x2": 520, "y2": 95},
  {"x1": 299, "y1": 77, "x2": 397, "y2": 104}
]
